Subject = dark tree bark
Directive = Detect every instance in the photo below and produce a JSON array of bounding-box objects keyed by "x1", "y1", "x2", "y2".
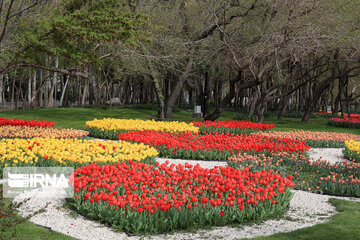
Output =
[
  {"x1": 204, "y1": 70, "x2": 253, "y2": 121},
  {"x1": 164, "y1": 57, "x2": 193, "y2": 118}
]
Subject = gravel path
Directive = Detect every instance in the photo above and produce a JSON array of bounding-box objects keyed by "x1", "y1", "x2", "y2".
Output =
[{"x1": 1, "y1": 148, "x2": 357, "y2": 240}]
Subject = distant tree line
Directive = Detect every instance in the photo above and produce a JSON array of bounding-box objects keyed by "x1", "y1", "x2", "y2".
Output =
[{"x1": 0, "y1": 0, "x2": 359, "y2": 122}]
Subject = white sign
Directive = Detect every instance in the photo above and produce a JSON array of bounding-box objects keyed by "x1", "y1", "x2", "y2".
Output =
[{"x1": 3, "y1": 167, "x2": 74, "y2": 198}]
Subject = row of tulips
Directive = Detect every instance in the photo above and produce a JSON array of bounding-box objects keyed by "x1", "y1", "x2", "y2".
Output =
[
  {"x1": 343, "y1": 140, "x2": 360, "y2": 163},
  {"x1": 191, "y1": 120, "x2": 274, "y2": 135},
  {"x1": 69, "y1": 160, "x2": 294, "y2": 234},
  {"x1": 85, "y1": 118, "x2": 199, "y2": 139},
  {"x1": 316, "y1": 112, "x2": 360, "y2": 119},
  {"x1": 328, "y1": 118, "x2": 360, "y2": 128},
  {"x1": 255, "y1": 130, "x2": 360, "y2": 148},
  {"x1": 0, "y1": 117, "x2": 55, "y2": 127},
  {"x1": 228, "y1": 152, "x2": 360, "y2": 197},
  {"x1": 0, "y1": 126, "x2": 89, "y2": 139},
  {"x1": 117, "y1": 131, "x2": 310, "y2": 161},
  {"x1": 0, "y1": 138, "x2": 158, "y2": 175}
]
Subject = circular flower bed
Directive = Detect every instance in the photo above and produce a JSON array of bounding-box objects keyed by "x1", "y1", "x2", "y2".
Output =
[
  {"x1": 343, "y1": 140, "x2": 360, "y2": 163},
  {"x1": 0, "y1": 117, "x2": 55, "y2": 127},
  {"x1": 0, "y1": 138, "x2": 158, "y2": 172},
  {"x1": 228, "y1": 152, "x2": 360, "y2": 197},
  {"x1": 85, "y1": 118, "x2": 199, "y2": 139},
  {"x1": 118, "y1": 131, "x2": 310, "y2": 161},
  {"x1": 256, "y1": 130, "x2": 360, "y2": 148},
  {"x1": 328, "y1": 118, "x2": 360, "y2": 128},
  {"x1": 191, "y1": 120, "x2": 274, "y2": 135},
  {"x1": 69, "y1": 160, "x2": 294, "y2": 234},
  {"x1": 0, "y1": 126, "x2": 89, "y2": 139}
]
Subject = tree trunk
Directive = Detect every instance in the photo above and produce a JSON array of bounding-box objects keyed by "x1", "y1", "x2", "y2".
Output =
[
  {"x1": 248, "y1": 87, "x2": 260, "y2": 117},
  {"x1": 27, "y1": 69, "x2": 32, "y2": 107},
  {"x1": 43, "y1": 56, "x2": 50, "y2": 107},
  {"x1": 59, "y1": 75, "x2": 69, "y2": 107},
  {"x1": 0, "y1": 74, "x2": 3, "y2": 105},
  {"x1": 278, "y1": 94, "x2": 291, "y2": 120},
  {"x1": 204, "y1": 71, "x2": 243, "y2": 121},
  {"x1": 39, "y1": 70, "x2": 43, "y2": 107},
  {"x1": 302, "y1": 75, "x2": 336, "y2": 123},
  {"x1": 164, "y1": 57, "x2": 193, "y2": 118},
  {"x1": 48, "y1": 56, "x2": 59, "y2": 107},
  {"x1": 31, "y1": 69, "x2": 37, "y2": 108},
  {"x1": 151, "y1": 70, "x2": 165, "y2": 120},
  {"x1": 10, "y1": 77, "x2": 15, "y2": 110},
  {"x1": 81, "y1": 65, "x2": 89, "y2": 105}
]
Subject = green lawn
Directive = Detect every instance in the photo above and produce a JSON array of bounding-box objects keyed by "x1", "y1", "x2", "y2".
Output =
[
  {"x1": 241, "y1": 199, "x2": 360, "y2": 240},
  {"x1": 0, "y1": 106, "x2": 359, "y2": 135},
  {"x1": 0, "y1": 185, "x2": 75, "y2": 240},
  {"x1": 263, "y1": 116, "x2": 360, "y2": 135}
]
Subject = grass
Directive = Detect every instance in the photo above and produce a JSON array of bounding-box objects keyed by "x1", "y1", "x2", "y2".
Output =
[
  {"x1": 0, "y1": 105, "x2": 359, "y2": 135},
  {"x1": 0, "y1": 185, "x2": 75, "y2": 240},
  {"x1": 240, "y1": 198, "x2": 360, "y2": 240},
  {"x1": 263, "y1": 116, "x2": 360, "y2": 135}
]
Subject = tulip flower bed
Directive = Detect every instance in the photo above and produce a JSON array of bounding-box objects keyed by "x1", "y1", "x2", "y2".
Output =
[
  {"x1": 118, "y1": 131, "x2": 310, "y2": 161},
  {"x1": 0, "y1": 138, "x2": 158, "y2": 174},
  {"x1": 0, "y1": 126, "x2": 89, "y2": 139},
  {"x1": 0, "y1": 117, "x2": 55, "y2": 127},
  {"x1": 343, "y1": 140, "x2": 360, "y2": 163},
  {"x1": 69, "y1": 161, "x2": 294, "y2": 234},
  {"x1": 256, "y1": 130, "x2": 360, "y2": 148},
  {"x1": 316, "y1": 112, "x2": 360, "y2": 119},
  {"x1": 191, "y1": 120, "x2": 274, "y2": 135},
  {"x1": 228, "y1": 152, "x2": 360, "y2": 197},
  {"x1": 328, "y1": 118, "x2": 360, "y2": 129},
  {"x1": 85, "y1": 118, "x2": 199, "y2": 140}
]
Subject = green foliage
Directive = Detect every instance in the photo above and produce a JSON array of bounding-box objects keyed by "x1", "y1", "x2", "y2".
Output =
[
  {"x1": 50, "y1": 0, "x2": 149, "y2": 65},
  {"x1": 198, "y1": 126, "x2": 270, "y2": 135},
  {"x1": 2, "y1": 0, "x2": 150, "y2": 68},
  {"x1": 304, "y1": 140, "x2": 345, "y2": 148}
]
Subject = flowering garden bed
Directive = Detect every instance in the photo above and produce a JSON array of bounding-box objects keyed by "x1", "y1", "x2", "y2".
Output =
[
  {"x1": 343, "y1": 140, "x2": 360, "y2": 163},
  {"x1": 0, "y1": 138, "x2": 157, "y2": 174},
  {"x1": 0, "y1": 126, "x2": 89, "y2": 139},
  {"x1": 328, "y1": 118, "x2": 360, "y2": 129},
  {"x1": 191, "y1": 120, "x2": 274, "y2": 135},
  {"x1": 69, "y1": 160, "x2": 294, "y2": 234},
  {"x1": 0, "y1": 118, "x2": 55, "y2": 127},
  {"x1": 117, "y1": 131, "x2": 310, "y2": 161},
  {"x1": 256, "y1": 130, "x2": 360, "y2": 148},
  {"x1": 228, "y1": 152, "x2": 360, "y2": 197},
  {"x1": 85, "y1": 118, "x2": 199, "y2": 139},
  {"x1": 3, "y1": 116, "x2": 360, "y2": 236}
]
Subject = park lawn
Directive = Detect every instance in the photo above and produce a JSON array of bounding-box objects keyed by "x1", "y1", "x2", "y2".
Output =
[
  {"x1": 0, "y1": 106, "x2": 237, "y2": 129},
  {"x1": 241, "y1": 198, "x2": 360, "y2": 240},
  {"x1": 263, "y1": 116, "x2": 360, "y2": 135},
  {"x1": 0, "y1": 185, "x2": 75, "y2": 240},
  {"x1": 0, "y1": 106, "x2": 359, "y2": 135}
]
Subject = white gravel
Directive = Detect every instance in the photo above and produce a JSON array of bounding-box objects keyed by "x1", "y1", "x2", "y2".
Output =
[
  {"x1": 156, "y1": 158, "x2": 227, "y2": 169},
  {"x1": 308, "y1": 148, "x2": 346, "y2": 164},
  {"x1": 1, "y1": 147, "x2": 358, "y2": 240}
]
